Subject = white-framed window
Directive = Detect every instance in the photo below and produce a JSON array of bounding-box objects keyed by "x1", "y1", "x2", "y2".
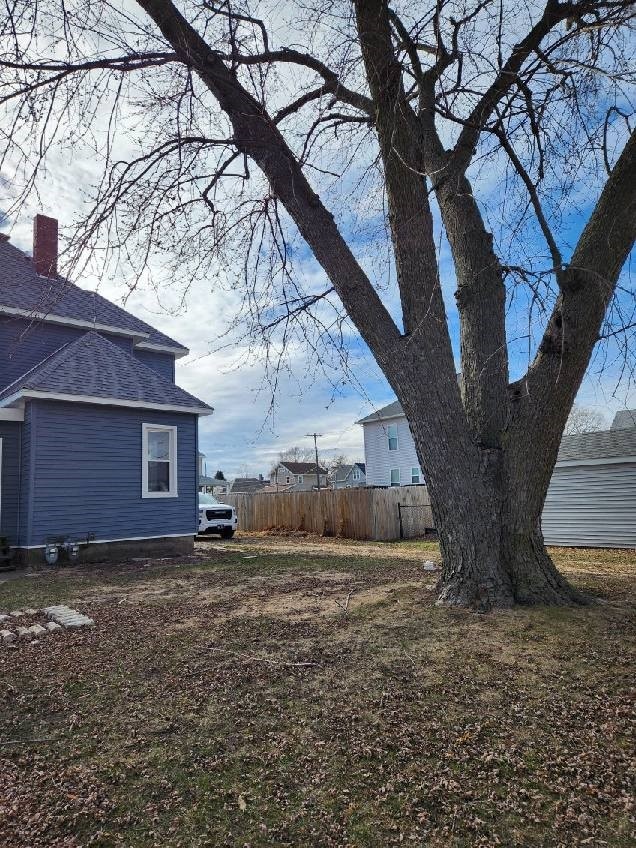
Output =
[
  {"x1": 353, "y1": 469, "x2": 359, "y2": 480},
  {"x1": 142, "y1": 424, "x2": 178, "y2": 498},
  {"x1": 411, "y1": 467, "x2": 421, "y2": 484},
  {"x1": 286, "y1": 475, "x2": 291, "y2": 484},
  {"x1": 390, "y1": 468, "x2": 400, "y2": 487},
  {"x1": 387, "y1": 424, "x2": 398, "y2": 451},
  {"x1": 297, "y1": 475, "x2": 304, "y2": 483}
]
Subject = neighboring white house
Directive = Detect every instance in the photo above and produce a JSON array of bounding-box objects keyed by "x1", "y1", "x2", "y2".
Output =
[
  {"x1": 542, "y1": 412, "x2": 636, "y2": 548},
  {"x1": 331, "y1": 462, "x2": 366, "y2": 489},
  {"x1": 357, "y1": 402, "x2": 423, "y2": 488}
]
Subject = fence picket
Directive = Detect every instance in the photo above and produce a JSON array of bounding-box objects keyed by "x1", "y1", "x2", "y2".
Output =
[{"x1": 224, "y1": 487, "x2": 434, "y2": 541}]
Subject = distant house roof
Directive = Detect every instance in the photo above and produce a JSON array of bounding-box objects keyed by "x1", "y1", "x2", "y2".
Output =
[
  {"x1": 333, "y1": 462, "x2": 366, "y2": 482},
  {"x1": 230, "y1": 477, "x2": 270, "y2": 494},
  {"x1": 556, "y1": 426, "x2": 636, "y2": 466},
  {"x1": 278, "y1": 461, "x2": 328, "y2": 474},
  {"x1": 0, "y1": 237, "x2": 187, "y2": 356},
  {"x1": 0, "y1": 330, "x2": 211, "y2": 414},
  {"x1": 611, "y1": 409, "x2": 636, "y2": 430},
  {"x1": 356, "y1": 400, "x2": 404, "y2": 425}
]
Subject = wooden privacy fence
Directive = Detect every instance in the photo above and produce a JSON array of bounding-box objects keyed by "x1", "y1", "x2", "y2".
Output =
[{"x1": 226, "y1": 486, "x2": 434, "y2": 541}]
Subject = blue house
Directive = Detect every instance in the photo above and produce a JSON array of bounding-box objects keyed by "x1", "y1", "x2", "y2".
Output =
[{"x1": 0, "y1": 214, "x2": 212, "y2": 565}]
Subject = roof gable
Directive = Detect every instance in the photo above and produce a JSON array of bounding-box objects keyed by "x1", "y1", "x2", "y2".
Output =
[
  {"x1": 0, "y1": 330, "x2": 211, "y2": 414},
  {"x1": 0, "y1": 238, "x2": 187, "y2": 354},
  {"x1": 357, "y1": 400, "x2": 404, "y2": 425}
]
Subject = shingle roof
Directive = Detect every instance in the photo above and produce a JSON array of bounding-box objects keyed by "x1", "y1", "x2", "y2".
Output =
[
  {"x1": 556, "y1": 426, "x2": 636, "y2": 464},
  {"x1": 356, "y1": 400, "x2": 404, "y2": 424},
  {"x1": 230, "y1": 477, "x2": 270, "y2": 494},
  {"x1": 611, "y1": 409, "x2": 636, "y2": 430},
  {"x1": 0, "y1": 330, "x2": 211, "y2": 413},
  {"x1": 279, "y1": 461, "x2": 328, "y2": 474},
  {"x1": 0, "y1": 238, "x2": 187, "y2": 353}
]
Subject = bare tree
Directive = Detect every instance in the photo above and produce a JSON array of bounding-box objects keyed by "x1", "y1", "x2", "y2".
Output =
[
  {"x1": 1, "y1": 0, "x2": 634, "y2": 608},
  {"x1": 564, "y1": 405, "x2": 608, "y2": 435}
]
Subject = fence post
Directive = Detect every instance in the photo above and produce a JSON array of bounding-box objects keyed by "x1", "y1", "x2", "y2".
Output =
[{"x1": 398, "y1": 502, "x2": 404, "y2": 539}]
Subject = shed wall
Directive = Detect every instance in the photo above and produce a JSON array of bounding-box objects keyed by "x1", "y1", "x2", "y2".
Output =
[{"x1": 542, "y1": 461, "x2": 636, "y2": 548}]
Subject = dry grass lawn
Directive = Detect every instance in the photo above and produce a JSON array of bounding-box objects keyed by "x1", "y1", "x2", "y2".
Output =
[{"x1": 0, "y1": 535, "x2": 634, "y2": 847}]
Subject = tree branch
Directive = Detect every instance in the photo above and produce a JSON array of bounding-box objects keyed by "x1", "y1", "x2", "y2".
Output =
[{"x1": 135, "y1": 0, "x2": 401, "y2": 370}]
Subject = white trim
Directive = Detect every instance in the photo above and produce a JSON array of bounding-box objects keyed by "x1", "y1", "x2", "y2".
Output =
[
  {"x1": 357, "y1": 412, "x2": 405, "y2": 425},
  {"x1": 555, "y1": 455, "x2": 636, "y2": 468},
  {"x1": 0, "y1": 407, "x2": 24, "y2": 421},
  {"x1": 0, "y1": 390, "x2": 212, "y2": 416},
  {"x1": 142, "y1": 423, "x2": 178, "y2": 498},
  {"x1": 135, "y1": 341, "x2": 189, "y2": 358},
  {"x1": 12, "y1": 532, "x2": 194, "y2": 550},
  {"x1": 0, "y1": 304, "x2": 150, "y2": 341}
]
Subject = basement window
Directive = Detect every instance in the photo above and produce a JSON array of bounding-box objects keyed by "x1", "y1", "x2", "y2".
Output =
[
  {"x1": 142, "y1": 424, "x2": 178, "y2": 498},
  {"x1": 390, "y1": 468, "x2": 400, "y2": 487}
]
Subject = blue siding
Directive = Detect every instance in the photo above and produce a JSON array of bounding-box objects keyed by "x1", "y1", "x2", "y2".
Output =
[
  {"x1": 134, "y1": 349, "x2": 175, "y2": 382},
  {"x1": 0, "y1": 317, "x2": 134, "y2": 391},
  {"x1": 26, "y1": 400, "x2": 198, "y2": 546},
  {"x1": 0, "y1": 421, "x2": 21, "y2": 544}
]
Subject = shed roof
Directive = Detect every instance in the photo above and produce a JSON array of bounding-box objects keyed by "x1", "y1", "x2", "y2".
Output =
[
  {"x1": 0, "y1": 237, "x2": 187, "y2": 355},
  {"x1": 0, "y1": 330, "x2": 211, "y2": 414},
  {"x1": 556, "y1": 426, "x2": 636, "y2": 465}
]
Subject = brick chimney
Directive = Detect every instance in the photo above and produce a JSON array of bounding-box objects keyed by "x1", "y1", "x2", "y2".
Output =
[{"x1": 33, "y1": 214, "x2": 58, "y2": 277}]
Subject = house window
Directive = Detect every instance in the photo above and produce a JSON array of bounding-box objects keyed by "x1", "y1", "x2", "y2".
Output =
[
  {"x1": 142, "y1": 424, "x2": 177, "y2": 498},
  {"x1": 387, "y1": 424, "x2": 398, "y2": 451},
  {"x1": 286, "y1": 476, "x2": 291, "y2": 484},
  {"x1": 411, "y1": 467, "x2": 421, "y2": 484},
  {"x1": 297, "y1": 475, "x2": 304, "y2": 483},
  {"x1": 390, "y1": 468, "x2": 400, "y2": 487}
]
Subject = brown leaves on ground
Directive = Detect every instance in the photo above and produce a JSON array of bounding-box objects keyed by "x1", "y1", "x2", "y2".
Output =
[{"x1": 0, "y1": 539, "x2": 634, "y2": 847}]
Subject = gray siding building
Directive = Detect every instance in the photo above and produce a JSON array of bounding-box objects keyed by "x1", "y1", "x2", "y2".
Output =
[{"x1": 542, "y1": 415, "x2": 636, "y2": 548}]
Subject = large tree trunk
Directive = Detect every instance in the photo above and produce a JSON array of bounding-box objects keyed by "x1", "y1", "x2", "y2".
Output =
[
  {"x1": 423, "y1": 444, "x2": 583, "y2": 609},
  {"x1": 138, "y1": 0, "x2": 636, "y2": 611}
]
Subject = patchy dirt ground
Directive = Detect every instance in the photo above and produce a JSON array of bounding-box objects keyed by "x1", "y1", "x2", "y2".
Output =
[{"x1": 0, "y1": 538, "x2": 634, "y2": 847}]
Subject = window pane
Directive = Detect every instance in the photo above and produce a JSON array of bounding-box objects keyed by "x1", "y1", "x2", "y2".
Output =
[
  {"x1": 148, "y1": 460, "x2": 170, "y2": 492},
  {"x1": 148, "y1": 430, "x2": 170, "y2": 461},
  {"x1": 390, "y1": 468, "x2": 400, "y2": 486},
  {"x1": 412, "y1": 467, "x2": 420, "y2": 483}
]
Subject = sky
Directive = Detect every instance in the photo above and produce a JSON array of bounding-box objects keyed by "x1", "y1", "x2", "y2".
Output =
[{"x1": 1, "y1": 0, "x2": 634, "y2": 480}]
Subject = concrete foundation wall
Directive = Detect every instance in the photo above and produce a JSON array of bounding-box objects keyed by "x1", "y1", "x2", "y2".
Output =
[{"x1": 13, "y1": 534, "x2": 194, "y2": 568}]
